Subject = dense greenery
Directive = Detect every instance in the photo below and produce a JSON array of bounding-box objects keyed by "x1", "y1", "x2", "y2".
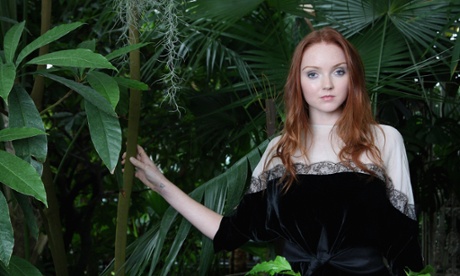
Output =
[{"x1": 0, "y1": 0, "x2": 459, "y2": 275}]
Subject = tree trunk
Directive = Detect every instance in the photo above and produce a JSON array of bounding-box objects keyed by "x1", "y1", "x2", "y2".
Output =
[
  {"x1": 114, "y1": 11, "x2": 142, "y2": 276},
  {"x1": 30, "y1": 1, "x2": 69, "y2": 275},
  {"x1": 41, "y1": 159, "x2": 69, "y2": 276}
]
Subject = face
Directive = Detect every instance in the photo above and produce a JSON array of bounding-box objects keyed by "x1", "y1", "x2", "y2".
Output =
[{"x1": 300, "y1": 42, "x2": 349, "y2": 125}]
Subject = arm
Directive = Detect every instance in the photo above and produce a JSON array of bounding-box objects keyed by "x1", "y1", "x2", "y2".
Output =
[
  {"x1": 123, "y1": 145, "x2": 223, "y2": 240},
  {"x1": 378, "y1": 126, "x2": 424, "y2": 273}
]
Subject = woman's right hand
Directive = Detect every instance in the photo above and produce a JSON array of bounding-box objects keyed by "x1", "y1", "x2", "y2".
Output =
[
  {"x1": 122, "y1": 144, "x2": 223, "y2": 240},
  {"x1": 122, "y1": 145, "x2": 168, "y2": 194}
]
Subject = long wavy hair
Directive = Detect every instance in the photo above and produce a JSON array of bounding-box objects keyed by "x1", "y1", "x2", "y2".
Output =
[{"x1": 267, "y1": 27, "x2": 382, "y2": 191}]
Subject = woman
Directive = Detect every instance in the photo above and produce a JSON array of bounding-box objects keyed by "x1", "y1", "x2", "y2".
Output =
[{"x1": 123, "y1": 27, "x2": 424, "y2": 275}]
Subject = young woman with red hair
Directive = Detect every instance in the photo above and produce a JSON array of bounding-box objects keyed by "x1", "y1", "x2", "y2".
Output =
[{"x1": 123, "y1": 27, "x2": 424, "y2": 275}]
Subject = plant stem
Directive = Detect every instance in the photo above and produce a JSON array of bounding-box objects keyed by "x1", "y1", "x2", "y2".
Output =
[{"x1": 114, "y1": 6, "x2": 142, "y2": 275}]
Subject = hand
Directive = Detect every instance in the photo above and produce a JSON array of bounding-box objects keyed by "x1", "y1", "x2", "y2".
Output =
[
  {"x1": 122, "y1": 146, "x2": 222, "y2": 240},
  {"x1": 122, "y1": 145, "x2": 168, "y2": 193}
]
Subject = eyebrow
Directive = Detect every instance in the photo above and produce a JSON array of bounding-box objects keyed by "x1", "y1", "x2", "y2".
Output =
[{"x1": 301, "y1": 62, "x2": 347, "y2": 71}]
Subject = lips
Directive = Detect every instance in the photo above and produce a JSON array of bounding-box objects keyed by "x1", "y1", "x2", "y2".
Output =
[{"x1": 321, "y1": 95, "x2": 335, "y2": 101}]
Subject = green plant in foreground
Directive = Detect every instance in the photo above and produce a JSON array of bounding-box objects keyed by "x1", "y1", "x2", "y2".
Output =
[
  {"x1": 246, "y1": 255, "x2": 435, "y2": 276},
  {"x1": 405, "y1": 264, "x2": 434, "y2": 276},
  {"x1": 245, "y1": 256, "x2": 300, "y2": 276}
]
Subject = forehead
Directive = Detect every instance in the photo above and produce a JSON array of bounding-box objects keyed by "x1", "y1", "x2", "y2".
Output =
[{"x1": 301, "y1": 42, "x2": 346, "y2": 67}]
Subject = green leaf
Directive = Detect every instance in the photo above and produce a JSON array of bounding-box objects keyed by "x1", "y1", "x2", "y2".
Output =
[
  {"x1": 187, "y1": 0, "x2": 264, "y2": 22},
  {"x1": 40, "y1": 72, "x2": 116, "y2": 116},
  {"x1": 14, "y1": 192, "x2": 39, "y2": 240},
  {"x1": 27, "y1": 49, "x2": 117, "y2": 71},
  {"x1": 3, "y1": 21, "x2": 25, "y2": 63},
  {"x1": 0, "y1": 63, "x2": 16, "y2": 103},
  {"x1": 15, "y1": 22, "x2": 84, "y2": 66},
  {"x1": 161, "y1": 218, "x2": 193, "y2": 275},
  {"x1": 196, "y1": 182, "x2": 227, "y2": 273},
  {"x1": 8, "y1": 86, "x2": 47, "y2": 163},
  {"x1": 0, "y1": 150, "x2": 47, "y2": 206},
  {"x1": 84, "y1": 100, "x2": 121, "y2": 173},
  {"x1": 0, "y1": 191, "x2": 14, "y2": 267},
  {"x1": 224, "y1": 156, "x2": 247, "y2": 213},
  {"x1": 87, "y1": 71, "x2": 120, "y2": 108},
  {"x1": 114, "y1": 77, "x2": 149, "y2": 91},
  {"x1": 78, "y1": 39, "x2": 96, "y2": 51},
  {"x1": 404, "y1": 264, "x2": 435, "y2": 276},
  {"x1": 246, "y1": 256, "x2": 299, "y2": 276},
  {"x1": 2, "y1": 255, "x2": 43, "y2": 276},
  {"x1": 0, "y1": 127, "x2": 46, "y2": 142},
  {"x1": 105, "y1": 43, "x2": 150, "y2": 61}
]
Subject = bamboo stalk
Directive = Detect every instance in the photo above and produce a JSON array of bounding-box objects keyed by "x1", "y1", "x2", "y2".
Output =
[
  {"x1": 30, "y1": 1, "x2": 69, "y2": 275},
  {"x1": 114, "y1": 13, "x2": 142, "y2": 276}
]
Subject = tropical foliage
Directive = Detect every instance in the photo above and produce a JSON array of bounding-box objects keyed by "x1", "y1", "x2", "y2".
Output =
[{"x1": 0, "y1": 0, "x2": 459, "y2": 275}]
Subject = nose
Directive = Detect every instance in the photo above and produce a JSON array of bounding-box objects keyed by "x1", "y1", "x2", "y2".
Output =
[{"x1": 322, "y1": 76, "x2": 334, "y2": 91}]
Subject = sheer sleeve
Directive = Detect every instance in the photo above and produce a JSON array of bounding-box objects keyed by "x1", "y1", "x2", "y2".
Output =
[
  {"x1": 377, "y1": 125, "x2": 416, "y2": 220},
  {"x1": 377, "y1": 125, "x2": 424, "y2": 274}
]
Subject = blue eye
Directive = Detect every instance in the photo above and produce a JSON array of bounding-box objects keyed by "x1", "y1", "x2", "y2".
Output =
[
  {"x1": 335, "y1": 68, "x2": 346, "y2": 76},
  {"x1": 307, "y1": 72, "x2": 318, "y2": 79}
]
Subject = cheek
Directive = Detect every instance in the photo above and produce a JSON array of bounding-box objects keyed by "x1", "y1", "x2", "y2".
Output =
[
  {"x1": 337, "y1": 78, "x2": 349, "y2": 94},
  {"x1": 300, "y1": 79, "x2": 315, "y2": 95},
  {"x1": 300, "y1": 82, "x2": 311, "y2": 101},
  {"x1": 338, "y1": 83, "x2": 349, "y2": 104}
]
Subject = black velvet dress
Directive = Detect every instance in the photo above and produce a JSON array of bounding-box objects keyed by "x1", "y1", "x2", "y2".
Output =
[{"x1": 213, "y1": 125, "x2": 424, "y2": 275}]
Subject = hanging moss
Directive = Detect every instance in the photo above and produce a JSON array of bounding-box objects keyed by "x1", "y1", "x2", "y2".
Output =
[{"x1": 113, "y1": 0, "x2": 183, "y2": 111}]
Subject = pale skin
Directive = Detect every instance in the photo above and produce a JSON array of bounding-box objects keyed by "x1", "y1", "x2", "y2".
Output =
[
  {"x1": 300, "y1": 42, "x2": 349, "y2": 125},
  {"x1": 123, "y1": 42, "x2": 350, "y2": 241},
  {"x1": 122, "y1": 145, "x2": 222, "y2": 240}
]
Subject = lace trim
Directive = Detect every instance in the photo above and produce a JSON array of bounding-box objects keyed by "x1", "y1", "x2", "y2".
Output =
[{"x1": 249, "y1": 161, "x2": 416, "y2": 220}]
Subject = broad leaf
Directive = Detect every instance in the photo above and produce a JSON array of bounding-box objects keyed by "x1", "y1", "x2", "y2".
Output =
[
  {"x1": 27, "y1": 49, "x2": 117, "y2": 71},
  {"x1": 3, "y1": 21, "x2": 25, "y2": 63},
  {"x1": 0, "y1": 191, "x2": 13, "y2": 267},
  {"x1": 2, "y1": 255, "x2": 43, "y2": 276},
  {"x1": 87, "y1": 71, "x2": 120, "y2": 108},
  {"x1": 0, "y1": 150, "x2": 47, "y2": 206},
  {"x1": 84, "y1": 100, "x2": 121, "y2": 173},
  {"x1": 246, "y1": 255, "x2": 299, "y2": 276},
  {"x1": 15, "y1": 22, "x2": 84, "y2": 66},
  {"x1": 0, "y1": 63, "x2": 16, "y2": 103},
  {"x1": 78, "y1": 39, "x2": 96, "y2": 51},
  {"x1": 8, "y1": 86, "x2": 47, "y2": 163},
  {"x1": 40, "y1": 72, "x2": 116, "y2": 116},
  {"x1": 105, "y1": 43, "x2": 150, "y2": 61},
  {"x1": 0, "y1": 127, "x2": 46, "y2": 142},
  {"x1": 114, "y1": 77, "x2": 149, "y2": 91}
]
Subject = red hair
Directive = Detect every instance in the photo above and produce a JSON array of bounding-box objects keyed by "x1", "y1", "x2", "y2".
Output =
[{"x1": 268, "y1": 27, "x2": 382, "y2": 190}]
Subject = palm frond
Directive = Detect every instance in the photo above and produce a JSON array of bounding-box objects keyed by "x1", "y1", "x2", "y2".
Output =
[
  {"x1": 185, "y1": 0, "x2": 265, "y2": 22},
  {"x1": 101, "y1": 140, "x2": 269, "y2": 275}
]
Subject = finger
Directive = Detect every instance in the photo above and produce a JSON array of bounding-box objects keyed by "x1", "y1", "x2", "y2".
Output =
[
  {"x1": 136, "y1": 145, "x2": 149, "y2": 157},
  {"x1": 129, "y1": 156, "x2": 146, "y2": 169}
]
